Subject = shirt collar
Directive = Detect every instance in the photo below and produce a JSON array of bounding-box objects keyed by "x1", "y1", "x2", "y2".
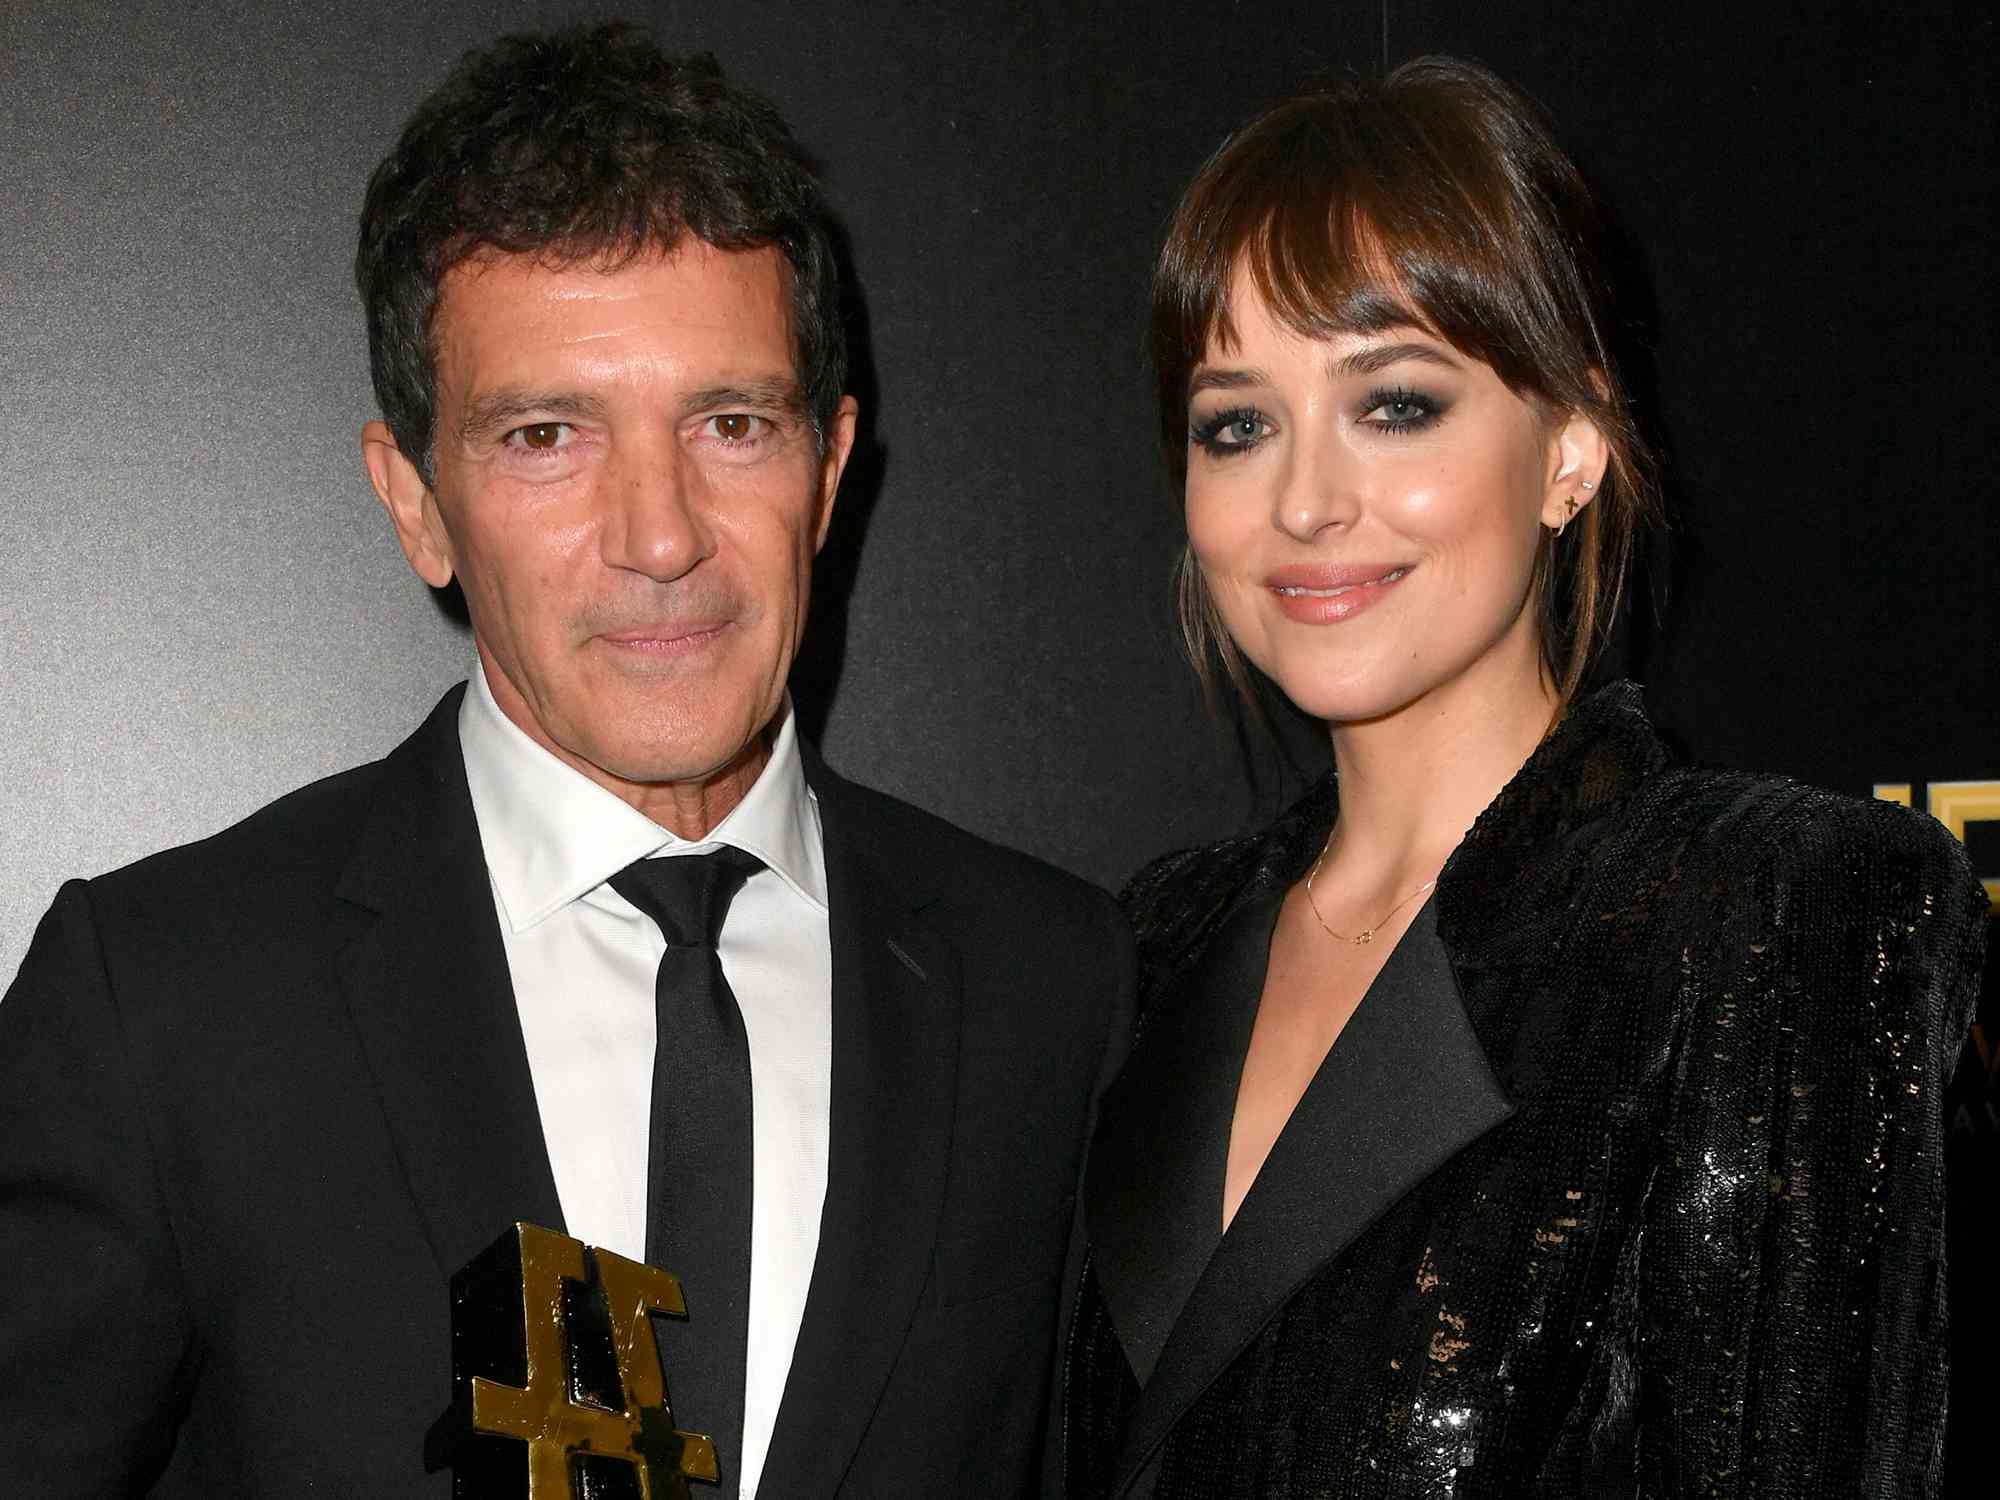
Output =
[{"x1": 458, "y1": 660, "x2": 827, "y2": 933}]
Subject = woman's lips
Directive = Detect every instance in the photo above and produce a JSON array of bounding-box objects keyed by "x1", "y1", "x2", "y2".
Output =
[{"x1": 1265, "y1": 564, "x2": 1412, "y2": 624}]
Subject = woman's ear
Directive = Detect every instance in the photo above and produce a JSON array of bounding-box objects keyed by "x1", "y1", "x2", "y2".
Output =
[{"x1": 1543, "y1": 407, "x2": 1610, "y2": 530}]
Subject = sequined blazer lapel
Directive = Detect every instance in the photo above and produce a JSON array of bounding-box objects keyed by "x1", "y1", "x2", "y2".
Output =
[
  {"x1": 1088, "y1": 894, "x2": 1513, "y2": 1493},
  {"x1": 1084, "y1": 684, "x2": 1673, "y2": 1497}
]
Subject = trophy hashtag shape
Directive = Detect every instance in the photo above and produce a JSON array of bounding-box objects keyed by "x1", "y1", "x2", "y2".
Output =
[{"x1": 428, "y1": 1221, "x2": 719, "y2": 1499}]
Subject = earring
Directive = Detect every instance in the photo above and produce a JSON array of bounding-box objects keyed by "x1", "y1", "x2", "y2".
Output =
[{"x1": 1554, "y1": 495, "x2": 1579, "y2": 539}]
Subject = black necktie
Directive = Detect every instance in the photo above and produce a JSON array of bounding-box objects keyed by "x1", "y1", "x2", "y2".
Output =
[{"x1": 608, "y1": 846, "x2": 761, "y2": 1499}]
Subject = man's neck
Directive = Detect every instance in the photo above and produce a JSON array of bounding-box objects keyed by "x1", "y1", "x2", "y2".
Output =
[
  {"x1": 628, "y1": 736, "x2": 773, "y2": 841},
  {"x1": 473, "y1": 654, "x2": 776, "y2": 842}
]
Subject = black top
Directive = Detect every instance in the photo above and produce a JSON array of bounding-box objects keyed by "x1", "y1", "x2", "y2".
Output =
[{"x1": 1061, "y1": 682, "x2": 1985, "y2": 1499}]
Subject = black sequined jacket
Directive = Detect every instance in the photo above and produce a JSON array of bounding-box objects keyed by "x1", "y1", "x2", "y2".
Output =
[{"x1": 1060, "y1": 683, "x2": 1985, "y2": 1499}]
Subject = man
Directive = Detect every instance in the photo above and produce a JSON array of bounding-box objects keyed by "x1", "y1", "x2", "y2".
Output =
[{"x1": 0, "y1": 25, "x2": 1130, "y2": 1497}]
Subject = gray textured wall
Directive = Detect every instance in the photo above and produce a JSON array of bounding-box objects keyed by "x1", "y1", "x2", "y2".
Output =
[{"x1": 4, "y1": 1, "x2": 472, "y2": 981}]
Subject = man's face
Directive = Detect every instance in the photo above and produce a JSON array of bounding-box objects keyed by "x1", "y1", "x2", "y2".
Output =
[{"x1": 367, "y1": 243, "x2": 856, "y2": 823}]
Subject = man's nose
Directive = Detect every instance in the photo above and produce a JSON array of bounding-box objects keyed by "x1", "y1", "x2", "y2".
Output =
[{"x1": 601, "y1": 439, "x2": 712, "y2": 581}]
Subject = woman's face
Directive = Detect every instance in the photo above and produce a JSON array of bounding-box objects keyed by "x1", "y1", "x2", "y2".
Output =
[{"x1": 1184, "y1": 268, "x2": 1600, "y2": 726}]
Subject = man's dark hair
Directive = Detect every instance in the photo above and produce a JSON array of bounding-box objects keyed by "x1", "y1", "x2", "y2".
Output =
[{"x1": 356, "y1": 23, "x2": 846, "y2": 481}]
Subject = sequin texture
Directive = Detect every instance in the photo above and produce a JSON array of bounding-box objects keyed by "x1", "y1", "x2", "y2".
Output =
[{"x1": 1062, "y1": 684, "x2": 1985, "y2": 1498}]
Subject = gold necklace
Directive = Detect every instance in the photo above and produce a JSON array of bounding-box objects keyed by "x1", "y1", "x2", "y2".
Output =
[{"x1": 1303, "y1": 835, "x2": 1439, "y2": 946}]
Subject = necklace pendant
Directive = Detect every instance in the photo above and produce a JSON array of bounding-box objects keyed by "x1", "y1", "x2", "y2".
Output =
[{"x1": 1302, "y1": 837, "x2": 1440, "y2": 950}]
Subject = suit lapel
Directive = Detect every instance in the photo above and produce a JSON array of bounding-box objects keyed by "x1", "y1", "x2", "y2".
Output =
[
  {"x1": 1087, "y1": 885, "x2": 1282, "y2": 1385},
  {"x1": 1106, "y1": 900, "x2": 1514, "y2": 1496},
  {"x1": 333, "y1": 685, "x2": 565, "y2": 1280},
  {"x1": 759, "y1": 760, "x2": 960, "y2": 1498}
]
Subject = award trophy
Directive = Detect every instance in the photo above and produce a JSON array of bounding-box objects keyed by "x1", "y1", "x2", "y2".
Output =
[{"x1": 426, "y1": 1222, "x2": 718, "y2": 1498}]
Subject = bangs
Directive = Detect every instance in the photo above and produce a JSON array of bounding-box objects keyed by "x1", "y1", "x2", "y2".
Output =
[
  {"x1": 1155, "y1": 84, "x2": 1567, "y2": 449},
  {"x1": 1226, "y1": 205, "x2": 1438, "y2": 354}
]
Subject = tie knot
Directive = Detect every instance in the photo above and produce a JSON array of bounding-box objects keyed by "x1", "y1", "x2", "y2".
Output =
[{"x1": 608, "y1": 845, "x2": 762, "y2": 950}]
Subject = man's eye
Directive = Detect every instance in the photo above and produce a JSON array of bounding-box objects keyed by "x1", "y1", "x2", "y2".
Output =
[
  {"x1": 708, "y1": 413, "x2": 763, "y2": 442},
  {"x1": 506, "y1": 422, "x2": 571, "y2": 451}
]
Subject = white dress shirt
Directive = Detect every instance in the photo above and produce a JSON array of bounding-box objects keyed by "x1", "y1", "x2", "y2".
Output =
[{"x1": 458, "y1": 662, "x2": 831, "y2": 1499}]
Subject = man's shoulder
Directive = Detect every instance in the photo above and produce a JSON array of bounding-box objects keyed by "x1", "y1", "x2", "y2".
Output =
[
  {"x1": 93, "y1": 758, "x2": 385, "y2": 898},
  {"x1": 65, "y1": 768, "x2": 387, "y2": 976},
  {"x1": 82, "y1": 688, "x2": 462, "y2": 928},
  {"x1": 809, "y1": 762, "x2": 1134, "y2": 1070},
  {"x1": 808, "y1": 758, "x2": 1117, "y2": 920}
]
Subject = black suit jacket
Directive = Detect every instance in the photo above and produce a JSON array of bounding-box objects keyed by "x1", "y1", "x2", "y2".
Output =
[
  {"x1": 0, "y1": 686, "x2": 1133, "y2": 1497},
  {"x1": 1061, "y1": 683, "x2": 1985, "y2": 1499}
]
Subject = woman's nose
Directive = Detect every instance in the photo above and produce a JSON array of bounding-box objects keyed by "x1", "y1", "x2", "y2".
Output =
[{"x1": 1273, "y1": 439, "x2": 1361, "y2": 541}]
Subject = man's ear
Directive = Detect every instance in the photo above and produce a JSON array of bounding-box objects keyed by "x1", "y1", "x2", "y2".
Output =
[
  {"x1": 1542, "y1": 407, "x2": 1611, "y2": 531},
  {"x1": 812, "y1": 396, "x2": 861, "y2": 553},
  {"x1": 362, "y1": 421, "x2": 455, "y2": 588}
]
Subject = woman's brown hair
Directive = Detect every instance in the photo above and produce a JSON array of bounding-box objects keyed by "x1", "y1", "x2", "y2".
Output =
[{"x1": 1155, "y1": 57, "x2": 1660, "y2": 709}]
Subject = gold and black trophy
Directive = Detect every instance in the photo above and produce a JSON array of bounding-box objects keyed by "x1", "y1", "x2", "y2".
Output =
[{"x1": 425, "y1": 1222, "x2": 718, "y2": 1498}]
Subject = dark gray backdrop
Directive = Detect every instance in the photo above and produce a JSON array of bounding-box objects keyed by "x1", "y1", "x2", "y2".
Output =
[{"x1": 3, "y1": 0, "x2": 1994, "y2": 1488}]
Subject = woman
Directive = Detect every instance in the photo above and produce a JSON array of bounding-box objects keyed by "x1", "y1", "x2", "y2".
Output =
[{"x1": 1060, "y1": 59, "x2": 1984, "y2": 1499}]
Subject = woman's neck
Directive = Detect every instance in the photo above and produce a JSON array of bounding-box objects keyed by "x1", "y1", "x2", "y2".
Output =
[{"x1": 1322, "y1": 658, "x2": 1560, "y2": 890}]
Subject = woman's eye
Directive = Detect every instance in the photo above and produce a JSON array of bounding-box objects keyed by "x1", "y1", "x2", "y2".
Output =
[
  {"x1": 1192, "y1": 409, "x2": 1272, "y2": 454},
  {"x1": 1360, "y1": 388, "x2": 1442, "y2": 433}
]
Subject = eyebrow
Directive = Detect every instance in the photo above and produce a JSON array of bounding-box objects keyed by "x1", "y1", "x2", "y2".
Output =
[
  {"x1": 1186, "y1": 368, "x2": 1268, "y2": 398},
  {"x1": 457, "y1": 390, "x2": 610, "y2": 443},
  {"x1": 1328, "y1": 341, "x2": 1465, "y2": 378},
  {"x1": 1186, "y1": 340, "x2": 1465, "y2": 402},
  {"x1": 678, "y1": 379, "x2": 812, "y2": 422}
]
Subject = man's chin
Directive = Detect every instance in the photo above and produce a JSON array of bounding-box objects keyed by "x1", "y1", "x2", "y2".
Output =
[{"x1": 583, "y1": 726, "x2": 775, "y2": 797}]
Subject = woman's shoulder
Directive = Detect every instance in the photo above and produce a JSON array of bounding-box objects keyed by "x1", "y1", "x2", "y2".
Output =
[
  {"x1": 1613, "y1": 764, "x2": 1985, "y2": 1038},
  {"x1": 1119, "y1": 834, "x2": 1259, "y2": 929},
  {"x1": 1119, "y1": 777, "x2": 1335, "y2": 994},
  {"x1": 1507, "y1": 683, "x2": 1969, "y2": 903},
  {"x1": 1630, "y1": 760, "x2": 1977, "y2": 905}
]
